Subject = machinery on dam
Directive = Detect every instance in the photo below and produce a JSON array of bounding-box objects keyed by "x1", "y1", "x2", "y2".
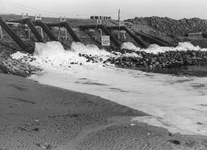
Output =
[{"x1": 0, "y1": 13, "x2": 176, "y2": 53}]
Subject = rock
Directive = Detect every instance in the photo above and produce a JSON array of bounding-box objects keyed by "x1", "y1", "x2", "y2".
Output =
[
  {"x1": 0, "y1": 53, "x2": 42, "y2": 77},
  {"x1": 104, "y1": 49, "x2": 207, "y2": 69},
  {"x1": 168, "y1": 139, "x2": 181, "y2": 145},
  {"x1": 36, "y1": 142, "x2": 52, "y2": 149}
]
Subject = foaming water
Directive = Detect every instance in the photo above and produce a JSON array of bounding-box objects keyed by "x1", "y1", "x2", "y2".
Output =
[
  {"x1": 71, "y1": 42, "x2": 111, "y2": 56},
  {"x1": 11, "y1": 41, "x2": 207, "y2": 136},
  {"x1": 121, "y1": 42, "x2": 207, "y2": 76},
  {"x1": 27, "y1": 41, "x2": 112, "y2": 67},
  {"x1": 121, "y1": 42, "x2": 207, "y2": 54},
  {"x1": 121, "y1": 42, "x2": 141, "y2": 51}
]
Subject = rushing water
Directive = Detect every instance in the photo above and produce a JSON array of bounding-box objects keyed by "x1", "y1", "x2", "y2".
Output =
[{"x1": 11, "y1": 41, "x2": 207, "y2": 136}]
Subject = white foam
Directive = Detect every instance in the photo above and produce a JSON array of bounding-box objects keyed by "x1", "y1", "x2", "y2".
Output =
[
  {"x1": 71, "y1": 42, "x2": 112, "y2": 56},
  {"x1": 34, "y1": 41, "x2": 65, "y2": 59},
  {"x1": 20, "y1": 41, "x2": 113, "y2": 67},
  {"x1": 11, "y1": 51, "x2": 28, "y2": 59},
  {"x1": 121, "y1": 41, "x2": 207, "y2": 54},
  {"x1": 11, "y1": 41, "x2": 207, "y2": 136},
  {"x1": 121, "y1": 42, "x2": 140, "y2": 51}
]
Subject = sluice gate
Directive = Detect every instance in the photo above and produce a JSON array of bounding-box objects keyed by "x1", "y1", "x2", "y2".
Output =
[
  {"x1": 7, "y1": 19, "x2": 58, "y2": 41},
  {"x1": 24, "y1": 18, "x2": 45, "y2": 43},
  {"x1": 106, "y1": 26, "x2": 147, "y2": 48},
  {"x1": 0, "y1": 17, "x2": 34, "y2": 53},
  {"x1": 6, "y1": 18, "x2": 45, "y2": 43},
  {"x1": 46, "y1": 22, "x2": 81, "y2": 42},
  {"x1": 79, "y1": 25, "x2": 121, "y2": 47},
  {"x1": 1, "y1": 15, "x2": 181, "y2": 54},
  {"x1": 135, "y1": 31, "x2": 175, "y2": 47},
  {"x1": 34, "y1": 20, "x2": 57, "y2": 41},
  {"x1": 100, "y1": 25, "x2": 120, "y2": 47},
  {"x1": 79, "y1": 25, "x2": 151, "y2": 48}
]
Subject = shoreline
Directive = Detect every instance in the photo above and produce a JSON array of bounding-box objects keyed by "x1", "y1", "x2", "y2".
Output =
[{"x1": 0, "y1": 73, "x2": 207, "y2": 150}]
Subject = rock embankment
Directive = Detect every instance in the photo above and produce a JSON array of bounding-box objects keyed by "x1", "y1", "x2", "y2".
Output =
[
  {"x1": 104, "y1": 49, "x2": 207, "y2": 69},
  {"x1": 0, "y1": 52, "x2": 41, "y2": 77},
  {"x1": 1, "y1": 49, "x2": 207, "y2": 77},
  {"x1": 78, "y1": 49, "x2": 207, "y2": 69},
  {"x1": 126, "y1": 16, "x2": 207, "y2": 36}
]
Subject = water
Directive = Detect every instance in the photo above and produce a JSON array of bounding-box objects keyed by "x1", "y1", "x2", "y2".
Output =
[
  {"x1": 138, "y1": 65, "x2": 207, "y2": 77},
  {"x1": 11, "y1": 41, "x2": 207, "y2": 136},
  {"x1": 120, "y1": 42, "x2": 207, "y2": 77}
]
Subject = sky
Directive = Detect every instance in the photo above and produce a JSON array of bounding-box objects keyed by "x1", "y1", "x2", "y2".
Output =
[{"x1": 0, "y1": 0, "x2": 207, "y2": 20}]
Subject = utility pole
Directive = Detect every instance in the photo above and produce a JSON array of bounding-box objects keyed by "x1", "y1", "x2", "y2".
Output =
[
  {"x1": 0, "y1": 25, "x2": 3, "y2": 38},
  {"x1": 117, "y1": 9, "x2": 126, "y2": 40},
  {"x1": 35, "y1": 14, "x2": 44, "y2": 39},
  {"x1": 118, "y1": 9, "x2": 121, "y2": 39},
  {"x1": 21, "y1": 13, "x2": 30, "y2": 39},
  {"x1": 58, "y1": 16, "x2": 67, "y2": 40},
  {"x1": 118, "y1": 9, "x2": 121, "y2": 29}
]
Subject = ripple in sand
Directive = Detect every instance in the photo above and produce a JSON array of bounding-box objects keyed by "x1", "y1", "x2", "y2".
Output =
[{"x1": 76, "y1": 124, "x2": 207, "y2": 150}]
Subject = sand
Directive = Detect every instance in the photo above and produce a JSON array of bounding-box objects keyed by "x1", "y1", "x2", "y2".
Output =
[{"x1": 0, "y1": 73, "x2": 207, "y2": 150}]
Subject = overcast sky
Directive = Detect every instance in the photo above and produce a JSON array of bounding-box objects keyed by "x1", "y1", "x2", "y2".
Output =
[{"x1": 0, "y1": 0, "x2": 207, "y2": 20}]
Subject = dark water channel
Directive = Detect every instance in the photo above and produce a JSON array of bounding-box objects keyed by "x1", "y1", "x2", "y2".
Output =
[{"x1": 137, "y1": 65, "x2": 207, "y2": 77}]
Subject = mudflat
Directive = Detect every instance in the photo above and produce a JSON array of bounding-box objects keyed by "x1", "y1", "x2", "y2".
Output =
[{"x1": 0, "y1": 73, "x2": 206, "y2": 150}]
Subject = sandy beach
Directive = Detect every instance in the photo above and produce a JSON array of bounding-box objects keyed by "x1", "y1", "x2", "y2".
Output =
[{"x1": 0, "y1": 73, "x2": 207, "y2": 150}]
